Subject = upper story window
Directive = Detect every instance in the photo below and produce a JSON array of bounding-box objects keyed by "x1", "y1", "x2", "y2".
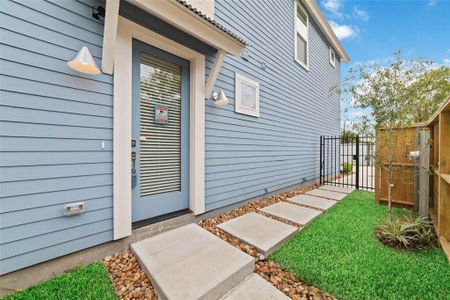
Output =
[
  {"x1": 295, "y1": 1, "x2": 309, "y2": 69},
  {"x1": 329, "y1": 47, "x2": 336, "y2": 67},
  {"x1": 235, "y1": 73, "x2": 260, "y2": 117}
]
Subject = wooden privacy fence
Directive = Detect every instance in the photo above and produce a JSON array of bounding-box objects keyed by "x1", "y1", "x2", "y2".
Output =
[
  {"x1": 375, "y1": 95, "x2": 450, "y2": 260},
  {"x1": 375, "y1": 126, "x2": 419, "y2": 207},
  {"x1": 428, "y1": 96, "x2": 450, "y2": 254}
]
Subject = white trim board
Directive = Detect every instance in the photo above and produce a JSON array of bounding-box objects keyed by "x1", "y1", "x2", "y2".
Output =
[
  {"x1": 127, "y1": 0, "x2": 244, "y2": 56},
  {"x1": 113, "y1": 16, "x2": 206, "y2": 240},
  {"x1": 101, "y1": 0, "x2": 120, "y2": 74}
]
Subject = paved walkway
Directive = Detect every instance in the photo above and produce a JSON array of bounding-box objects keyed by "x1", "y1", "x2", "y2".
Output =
[
  {"x1": 327, "y1": 166, "x2": 374, "y2": 191},
  {"x1": 132, "y1": 185, "x2": 353, "y2": 299}
]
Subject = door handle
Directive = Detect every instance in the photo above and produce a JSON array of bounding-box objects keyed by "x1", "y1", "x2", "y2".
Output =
[{"x1": 131, "y1": 151, "x2": 137, "y2": 188}]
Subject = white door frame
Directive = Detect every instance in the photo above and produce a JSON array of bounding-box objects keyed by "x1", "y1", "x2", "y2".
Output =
[{"x1": 113, "y1": 16, "x2": 206, "y2": 240}]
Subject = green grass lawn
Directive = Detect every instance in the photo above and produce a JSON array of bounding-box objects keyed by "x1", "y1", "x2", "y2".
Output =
[
  {"x1": 270, "y1": 190, "x2": 450, "y2": 300},
  {"x1": 4, "y1": 262, "x2": 116, "y2": 300}
]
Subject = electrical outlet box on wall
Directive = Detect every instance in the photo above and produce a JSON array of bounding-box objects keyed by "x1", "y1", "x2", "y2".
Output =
[{"x1": 64, "y1": 202, "x2": 85, "y2": 216}]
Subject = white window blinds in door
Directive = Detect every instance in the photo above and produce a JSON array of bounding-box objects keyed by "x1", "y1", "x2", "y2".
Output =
[{"x1": 139, "y1": 53, "x2": 182, "y2": 197}]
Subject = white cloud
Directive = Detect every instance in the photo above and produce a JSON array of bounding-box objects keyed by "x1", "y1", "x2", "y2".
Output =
[
  {"x1": 428, "y1": 0, "x2": 438, "y2": 6},
  {"x1": 322, "y1": 0, "x2": 344, "y2": 18},
  {"x1": 443, "y1": 58, "x2": 450, "y2": 66},
  {"x1": 353, "y1": 7, "x2": 369, "y2": 21},
  {"x1": 330, "y1": 21, "x2": 359, "y2": 40}
]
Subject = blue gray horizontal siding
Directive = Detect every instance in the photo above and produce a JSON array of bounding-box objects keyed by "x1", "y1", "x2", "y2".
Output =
[
  {"x1": 121, "y1": 1, "x2": 340, "y2": 212},
  {"x1": 0, "y1": 0, "x2": 341, "y2": 274},
  {"x1": 0, "y1": 0, "x2": 113, "y2": 275},
  {"x1": 204, "y1": 0, "x2": 341, "y2": 210}
]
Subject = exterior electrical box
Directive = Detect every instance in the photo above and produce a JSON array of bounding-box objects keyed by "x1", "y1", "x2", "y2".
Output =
[{"x1": 64, "y1": 202, "x2": 85, "y2": 216}]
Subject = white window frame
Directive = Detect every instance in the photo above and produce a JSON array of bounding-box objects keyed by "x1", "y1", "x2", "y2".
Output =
[
  {"x1": 329, "y1": 47, "x2": 336, "y2": 67},
  {"x1": 294, "y1": 0, "x2": 309, "y2": 70},
  {"x1": 235, "y1": 73, "x2": 260, "y2": 117}
]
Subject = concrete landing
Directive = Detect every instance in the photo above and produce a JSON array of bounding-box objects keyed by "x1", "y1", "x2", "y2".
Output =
[
  {"x1": 259, "y1": 202, "x2": 322, "y2": 226},
  {"x1": 319, "y1": 185, "x2": 354, "y2": 194},
  {"x1": 131, "y1": 224, "x2": 254, "y2": 300},
  {"x1": 288, "y1": 194, "x2": 336, "y2": 210},
  {"x1": 306, "y1": 189, "x2": 346, "y2": 201},
  {"x1": 217, "y1": 212, "x2": 297, "y2": 257},
  {"x1": 221, "y1": 274, "x2": 290, "y2": 300}
]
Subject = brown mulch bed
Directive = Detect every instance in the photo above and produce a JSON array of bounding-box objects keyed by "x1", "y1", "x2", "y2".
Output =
[{"x1": 104, "y1": 183, "x2": 335, "y2": 299}]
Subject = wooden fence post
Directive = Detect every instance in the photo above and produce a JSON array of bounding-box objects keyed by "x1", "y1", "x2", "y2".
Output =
[
  {"x1": 414, "y1": 128, "x2": 420, "y2": 211},
  {"x1": 419, "y1": 128, "x2": 430, "y2": 217}
]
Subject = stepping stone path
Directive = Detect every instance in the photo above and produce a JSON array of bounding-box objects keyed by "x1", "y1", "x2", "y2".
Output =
[
  {"x1": 132, "y1": 186, "x2": 352, "y2": 299},
  {"x1": 218, "y1": 212, "x2": 297, "y2": 257},
  {"x1": 288, "y1": 194, "x2": 337, "y2": 210},
  {"x1": 131, "y1": 224, "x2": 254, "y2": 300},
  {"x1": 259, "y1": 202, "x2": 322, "y2": 226},
  {"x1": 319, "y1": 185, "x2": 354, "y2": 194},
  {"x1": 221, "y1": 273, "x2": 290, "y2": 300},
  {"x1": 305, "y1": 188, "x2": 347, "y2": 201}
]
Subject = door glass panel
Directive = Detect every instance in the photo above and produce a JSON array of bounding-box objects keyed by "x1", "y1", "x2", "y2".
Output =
[{"x1": 139, "y1": 53, "x2": 182, "y2": 197}]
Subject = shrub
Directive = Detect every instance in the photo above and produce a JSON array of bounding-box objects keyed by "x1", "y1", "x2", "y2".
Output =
[
  {"x1": 341, "y1": 162, "x2": 353, "y2": 174},
  {"x1": 375, "y1": 214, "x2": 438, "y2": 250}
]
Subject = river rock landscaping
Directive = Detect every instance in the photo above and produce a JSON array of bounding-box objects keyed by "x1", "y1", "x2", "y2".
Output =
[{"x1": 103, "y1": 183, "x2": 337, "y2": 299}]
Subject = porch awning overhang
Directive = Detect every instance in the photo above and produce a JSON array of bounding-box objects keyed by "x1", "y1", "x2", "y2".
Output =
[{"x1": 101, "y1": 0, "x2": 247, "y2": 77}]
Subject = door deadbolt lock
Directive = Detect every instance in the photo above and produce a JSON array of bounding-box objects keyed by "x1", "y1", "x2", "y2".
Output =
[{"x1": 131, "y1": 139, "x2": 136, "y2": 147}]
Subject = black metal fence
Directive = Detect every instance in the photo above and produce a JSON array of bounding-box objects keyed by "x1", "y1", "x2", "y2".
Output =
[{"x1": 320, "y1": 135, "x2": 375, "y2": 190}]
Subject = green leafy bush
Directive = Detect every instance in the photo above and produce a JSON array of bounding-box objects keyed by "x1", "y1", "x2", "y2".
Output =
[
  {"x1": 375, "y1": 214, "x2": 438, "y2": 249},
  {"x1": 341, "y1": 162, "x2": 353, "y2": 174}
]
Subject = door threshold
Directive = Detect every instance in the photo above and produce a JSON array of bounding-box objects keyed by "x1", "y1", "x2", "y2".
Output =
[{"x1": 132, "y1": 209, "x2": 192, "y2": 230}]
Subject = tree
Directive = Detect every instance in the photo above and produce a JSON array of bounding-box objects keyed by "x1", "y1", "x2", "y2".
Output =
[
  {"x1": 351, "y1": 115, "x2": 375, "y2": 138},
  {"x1": 405, "y1": 66, "x2": 450, "y2": 122},
  {"x1": 341, "y1": 50, "x2": 450, "y2": 217}
]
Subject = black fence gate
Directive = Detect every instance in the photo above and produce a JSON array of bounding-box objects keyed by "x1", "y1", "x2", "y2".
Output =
[{"x1": 320, "y1": 135, "x2": 375, "y2": 190}]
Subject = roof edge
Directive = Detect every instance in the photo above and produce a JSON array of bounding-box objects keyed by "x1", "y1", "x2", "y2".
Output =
[
  {"x1": 172, "y1": 0, "x2": 248, "y2": 47},
  {"x1": 303, "y1": 0, "x2": 350, "y2": 63}
]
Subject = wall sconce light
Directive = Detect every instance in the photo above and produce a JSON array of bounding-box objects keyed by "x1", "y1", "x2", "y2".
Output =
[
  {"x1": 67, "y1": 46, "x2": 101, "y2": 75},
  {"x1": 211, "y1": 90, "x2": 229, "y2": 106}
]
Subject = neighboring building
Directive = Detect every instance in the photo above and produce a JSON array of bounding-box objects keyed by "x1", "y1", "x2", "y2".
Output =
[{"x1": 0, "y1": 0, "x2": 349, "y2": 275}]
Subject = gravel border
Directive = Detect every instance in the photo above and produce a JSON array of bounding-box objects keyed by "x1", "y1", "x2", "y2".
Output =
[
  {"x1": 104, "y1": 250, "x2": 157, "y2": 300},
  {"x1": 104, "y1": 183, "x2": 335, "y2": 299}
]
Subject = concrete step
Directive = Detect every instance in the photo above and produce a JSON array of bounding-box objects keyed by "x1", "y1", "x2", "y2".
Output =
[
  {"x1": 319, "y1": 185, "x2": 354, "y2": 194},
  {"x1": 288, "y1": 194, "x2": 337, "y2": 210},
  {"x1": 217, "y1": 212, "x2": 298, "y2": 257},
  {"x1": 305, "y1": 189, "x2": 347, "y2": 201},
  {"x1": 221, "y1": 274, "x2": 290, "y2": 300},
  {"x1": 131, "y1": 224, "x2": 255, "y2": 300},
  {"x1": 259, "y1": 202, "x2": 322, "y2": 226}
]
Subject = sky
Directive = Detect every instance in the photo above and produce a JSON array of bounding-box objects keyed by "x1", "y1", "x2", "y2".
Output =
[{"x1": 318, "y1": 0, "x2": 450, "y2": 127}]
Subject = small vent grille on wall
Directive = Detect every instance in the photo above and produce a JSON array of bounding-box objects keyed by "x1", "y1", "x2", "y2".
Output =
[{"x1": 139, "y1": 53, "x2": 182, "y2": 197}]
